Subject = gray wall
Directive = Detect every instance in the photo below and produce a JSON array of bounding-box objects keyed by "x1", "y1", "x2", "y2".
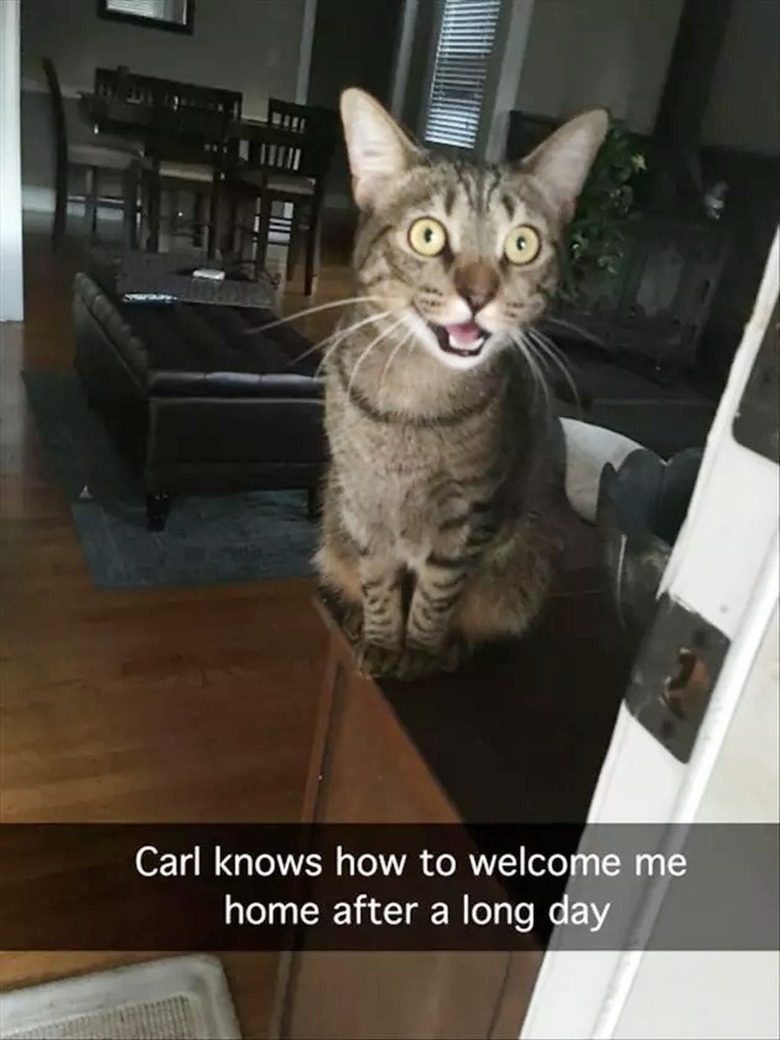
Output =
[
  {"x1": 21, "y1": 0, "x2": 306, "y2": 115},
  {"x1": 513, "y1": 0, "x2": 779, "y2": 157},
  {"x1": 701, "y1": 0, "x2": 780, "y2": 155},
  {"x1": 306, "y1": 0, "x2": 405, "y2": 210},
  {"x1": 515, "y1": 0, "x2": 684, "y2": 133},
  {"x1": 21, "y1": 0, "x2": 306, "y2": 208}
]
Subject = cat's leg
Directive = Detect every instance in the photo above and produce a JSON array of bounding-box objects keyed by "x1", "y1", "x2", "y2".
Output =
[
  {"x1": 314, "y1": 536, "x2": 363, "y2": 644},
  {"x1": 398, "y1": 553, "x2": 473, "y2": 679},
  {"x1": 314, "y1": 469, "x2": 366, "y2": 642},
  {"x1": 315, "y1": 475, "x2": 405, "y2": 673},
  {"x1": 396, "y1": 494, "x2": 495, "y2": 678},
  {"x1": 355, "y1": 556, "x2": 406, "y2": 676}
]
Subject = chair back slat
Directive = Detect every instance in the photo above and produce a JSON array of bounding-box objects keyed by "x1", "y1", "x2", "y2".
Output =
[
  {"x1": 267, "y1": 98, "x2": 310, "y2": 134},
  {"x1": 264, "y1": 99, "x2": 340, "y2": 182},
  {"x1": 246, "y1": 126, "x2": 308, "y2": 176},
  {"x1": 92, "y1": 67, "x2": 243, "y2": 170},
  {"x1": 93, "y1": 67, "x2": 242, "y2": 120}
]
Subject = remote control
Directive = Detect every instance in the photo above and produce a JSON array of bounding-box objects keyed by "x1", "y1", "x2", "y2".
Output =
[{"x1": 192, "y1": 268, "x2": 226, "y2": 281}]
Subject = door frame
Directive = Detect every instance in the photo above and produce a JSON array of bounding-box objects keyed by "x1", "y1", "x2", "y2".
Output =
[
  {"x1": 520, "y1": 228, "x2": 780, "y2": 1039},
  {"x1": 295, "y1": 0, "x2": 318, "y2": 105},
  {"x1": 409, "y1": 0, "x2": 536, "y2": 161},
  {"x1": 0, "y1": 0, "x2": 24, "y2": 323},
  {"x1": 389, "y1": 0, "x2": 419, "y2": 119}
]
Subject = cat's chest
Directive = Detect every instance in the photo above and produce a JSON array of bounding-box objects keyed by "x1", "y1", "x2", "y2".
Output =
[
  {"x1": 339, "y1": 416, "x2": 477, "y2": 491},
  {"x1": 341, "y1": 420, "x2": 482, "y2": 529},
  {"x1": 357, "y1": 422, "x2": 440, "y2": 473},
  {"x1": 345, "y1": 443, "x2": 452, "y2": 557}
]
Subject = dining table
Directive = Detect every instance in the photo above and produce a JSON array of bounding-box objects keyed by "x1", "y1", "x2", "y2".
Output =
[
  {"x1": 77, "y1": 86, "x2": 331, "y2": 281},
  {"x1": 78, "y1": 92, "x2": 269, "y2": 150},
  {"x1": 77, "y1": 91, "x2": 284, "y2": 258}
]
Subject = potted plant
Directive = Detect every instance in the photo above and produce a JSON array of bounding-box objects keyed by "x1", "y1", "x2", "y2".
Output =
[{"x1": 558, "y1": 120, "x2": 647, "y2": 303}]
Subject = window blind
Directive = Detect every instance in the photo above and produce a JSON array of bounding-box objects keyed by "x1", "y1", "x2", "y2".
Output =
[
  {"x1": 106, "y1": 0, "x2": 178, "y2": 19},
  {"x1": 423, "y1": 0, "x2": 502, "y2": 150}
]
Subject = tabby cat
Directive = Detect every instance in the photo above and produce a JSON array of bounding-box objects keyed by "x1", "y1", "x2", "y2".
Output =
[{"x1": 315, "y1": 88, "x2": 608, "y2": 680}]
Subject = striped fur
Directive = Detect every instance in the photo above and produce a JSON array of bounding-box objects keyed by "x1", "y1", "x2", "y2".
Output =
[{"x1": 315, "y1": 90, "x2": 608, "y2": 679}]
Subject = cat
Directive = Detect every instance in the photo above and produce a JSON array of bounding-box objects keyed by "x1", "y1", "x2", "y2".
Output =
[{"x1": 315, "y1": 88, "x2": 608, "y2": 680}]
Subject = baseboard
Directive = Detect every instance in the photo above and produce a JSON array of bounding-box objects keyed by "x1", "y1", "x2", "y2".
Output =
[
  {"x1": 22, "y1": 186, "x2": 353, "y2": 244},
  {"x1": 23, "y1": 188, "x2": 125, "y2": 226}
]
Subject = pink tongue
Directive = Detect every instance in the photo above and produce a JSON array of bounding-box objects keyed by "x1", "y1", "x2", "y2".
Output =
[{"x1": 444, "y1": 320, "x2": 482, "y2": 348}]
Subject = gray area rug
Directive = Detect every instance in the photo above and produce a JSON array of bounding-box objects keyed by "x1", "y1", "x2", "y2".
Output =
[{"x1": 23, "y1": 370, "x2": 317, "y2": 590}]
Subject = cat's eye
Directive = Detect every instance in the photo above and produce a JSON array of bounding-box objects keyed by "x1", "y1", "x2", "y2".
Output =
[
  {"x1": 408, "y1": 217, "x2": 447, "y2": 257},
  {"x1": 504, "y1": 225, "x2": 541, "y2": 265}
]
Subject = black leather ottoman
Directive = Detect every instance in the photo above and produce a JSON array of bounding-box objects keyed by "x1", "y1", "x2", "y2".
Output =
[{"x1": 73, "y1": 262, "x2": 325, "y2": 531}]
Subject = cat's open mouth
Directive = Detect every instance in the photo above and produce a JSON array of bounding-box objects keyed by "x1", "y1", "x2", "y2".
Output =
[{"x1": 428, "y1": 320, "x2": 489, "y2": 357}]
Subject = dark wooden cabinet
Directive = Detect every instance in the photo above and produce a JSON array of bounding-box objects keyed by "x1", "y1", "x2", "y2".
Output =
[{"x1": 272, "y1": 520, "x2": 633, "y2": 1039}]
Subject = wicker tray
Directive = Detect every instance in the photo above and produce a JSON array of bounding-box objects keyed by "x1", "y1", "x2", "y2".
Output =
[{"x1": 90, "y1": 249, "x2": 276, "y2": 309}]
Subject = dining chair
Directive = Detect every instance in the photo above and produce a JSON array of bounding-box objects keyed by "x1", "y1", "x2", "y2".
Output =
[
  {"x1": 42, "y1": 58, "x2": 142, "y2": 251},
  {"x1": 94, "y1": 66, "x2": 156, "y2": 107},
  {"x1": 124, "y1": 75, "x2": 242, "y2": 255},
  {"x1": 140, "y1": 104, "x2": 238, "y2": 256},
  {"x1": 267, "y1": 97, "x2": 312, "y2": 134},
  {"x1": 230, "y1": 100, "x2": 339, "y2": 294}
]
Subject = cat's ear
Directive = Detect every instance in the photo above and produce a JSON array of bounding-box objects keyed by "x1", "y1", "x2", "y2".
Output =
[
  {"x1": 521, "y1": 110, "x2": 610, "y2": 220},
  {"x1": 340, "y1": 88, "x2": 421, "y2": 210}
]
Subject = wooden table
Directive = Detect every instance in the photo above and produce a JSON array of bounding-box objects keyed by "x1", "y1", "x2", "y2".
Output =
[
  {"x1": 272, "y1": 517, "x2": 635, "y2": 1039},
  {"x1": 78, "y1": 93, "x2": 284, "y2": 256},
  {"x1": 78, "y1": 93, "x2": 267, "y2": 148}
]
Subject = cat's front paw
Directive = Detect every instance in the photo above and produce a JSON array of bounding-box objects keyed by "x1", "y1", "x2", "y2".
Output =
[
  {"x1": 357, "y1": 639, "x2": 468, "y2": 681},
  {"x1": 340, "y1": 604, "x2": 363, "y2": 646},
  {"x1": 356, "y1": 641, "x2": 403, "y2": 678},
  {"x1": 393, "y1": 640, "x2": 468, "y2": 681}
]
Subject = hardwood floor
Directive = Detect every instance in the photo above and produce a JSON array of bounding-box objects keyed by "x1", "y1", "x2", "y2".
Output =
[{"x1": 0, "y1": 227, "x2": 354, "y2": 1037}]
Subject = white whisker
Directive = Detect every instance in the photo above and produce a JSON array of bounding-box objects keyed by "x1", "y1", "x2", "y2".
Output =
[
  {"x1": 312, "y1": 338, "x2": 342, "y2": 379},
  {"x1": 377, "y1": 329, "x2": 414, "y2": 403},
  {"x1": 543, "y1": 315, "x2": 606, "y2": 351},
  {"x1": 287, "y1": 309, "x2": 391, "y2": 374},
  {"x1": 526, "y1": 326, "x2": 582, "y2": 414},
  {"x1": 313, "y1": 311, "x2": 393, "y2": 377},
  {"x1": 284, "y1": 309, "x2": 389, "y2": 374},
  {"x1": 244, "y1": 295, "x2": 383, "y2": 335},
  {"x1": 346, "y1": 316, "x2": 407, "y2": 401},
  {"x1": 510, "y1": 332, "x2": 551, "y2": 411}
]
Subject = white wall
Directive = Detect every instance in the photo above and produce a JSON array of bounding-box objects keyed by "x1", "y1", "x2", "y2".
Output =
[
  {"x1": 1, "y1": 0, "x2": 24, "y2": 322},
  {"x1": 701, "y1": 0, "x2": 780, "y2": 156},
  {"x1": 514, "y1": 0, "x2": 683, "y2": 133},
  {"x1": 21, "y1": 0, "x2": 306, "y2": 118}
]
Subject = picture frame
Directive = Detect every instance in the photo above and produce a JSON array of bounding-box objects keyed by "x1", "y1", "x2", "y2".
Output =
[{"x1": 97, "y1": 0, "x2": 196, "y2": 36}]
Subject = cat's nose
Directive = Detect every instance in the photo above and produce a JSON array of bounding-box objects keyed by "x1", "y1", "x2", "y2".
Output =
[{"x1": 453, "y1": 261, "x2": 499, "y2": 313}]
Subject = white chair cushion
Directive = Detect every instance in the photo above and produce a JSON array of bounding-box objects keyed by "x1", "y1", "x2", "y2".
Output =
[{"x1": 562, "y1": 418, "x2": 644, "y2": 524}]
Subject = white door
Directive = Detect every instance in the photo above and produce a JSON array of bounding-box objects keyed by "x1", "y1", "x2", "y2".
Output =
[{"x1": 521, "y1": 229, "x2": 780, "y2": 1040}]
